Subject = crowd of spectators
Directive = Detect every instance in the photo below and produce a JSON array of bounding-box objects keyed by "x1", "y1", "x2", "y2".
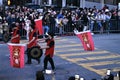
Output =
[{"x1": 0, "y1": 4, "x2": 118, "y2": 38}]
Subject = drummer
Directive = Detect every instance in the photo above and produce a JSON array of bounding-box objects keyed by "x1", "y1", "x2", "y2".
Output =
[
  {"x1": 10, "y1": 22, "x2": 20, "y2": 43},
  {"x1": 38, "y1": 32, "x2": 55, "y2": 71},
  {"x1": 26, "y1": 21, "x2": 39, "y2": 64}
]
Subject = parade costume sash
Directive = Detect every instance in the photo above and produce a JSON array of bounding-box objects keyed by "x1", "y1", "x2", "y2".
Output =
[
  {"x1": 8, "y1": 43, "x2": 26, "y2": 68},
  {"x1": 75, "y1": 30, "x2": 94, "y2": 51},
  {"x1": 35, "y1": 19, "x2": 44, "y2": 35}
]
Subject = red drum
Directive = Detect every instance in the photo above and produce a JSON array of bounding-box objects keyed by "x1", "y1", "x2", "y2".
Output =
[{"x1": 8, "y1": 43, "x2": 26, "y2": 68}]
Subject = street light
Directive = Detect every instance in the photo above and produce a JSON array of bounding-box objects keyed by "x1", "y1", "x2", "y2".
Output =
[{"x1": 7, "y1": 0, "x2": 11, "y2": 6}]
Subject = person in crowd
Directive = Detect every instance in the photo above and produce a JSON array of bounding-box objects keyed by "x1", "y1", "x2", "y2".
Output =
[
  {"x1": 88, "y1": 12, "x2": 96, "y2": 34},
  {"x1": 56, "y1": 10, "x2": 64, "y2": 35},
  {"x1": 81, "y1": 13, "x2": 89, "y2": 31},
  {"x1": 42, "y1": 12, "x2": 50, "y2": 35},
  {"x1": 36, "y1": 71, "x2": 45, "y2": 80},
  {"x1": 68, "y1": 76, "x2": 75, "y2": 80},
  {"x1": 24, "y1": 18, "x2": 31, "y2": 40},
  {"x1": 102, "y1": 70, "x2": 114, "y2": 80},
  {"x1": 26, "y1": 21, "x2": 39, "y2": 64},
  {"x1": 105, "y1": 11, "x2": 111, "y2": 34},
  {"x1": 10, "y1": 22, "x2": 20, "y2": 43},
  {"x1": 2, "y1": 19, "x2": 9, "y2": 34},
  {"x1": 95, "y1": 10, "x2": 104, "y2": 34}
]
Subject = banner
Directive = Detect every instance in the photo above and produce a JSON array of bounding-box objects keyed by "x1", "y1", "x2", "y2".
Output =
[
  {"x1": 75, "y1": 30, "x2": 94, "y2": 51},
  {"x1": 35, "y1": 19, "x2": 44, "y2": 35},
  {"x1": 8, "y1": 43, "x2": 26, "y2": 68}
]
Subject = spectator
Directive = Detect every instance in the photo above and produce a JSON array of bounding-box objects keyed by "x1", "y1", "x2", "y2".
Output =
[
  {"x1": 68, "y1": 76, "x2": 75, "y2": 80},
  {"x1": 81, "y1": 14, "x2": 89, "y2": 31},
  {"x1": 88, "y1": 12, "x2": 96, "y2": 34},
  {"x1": 36, "y1": 71, "x2": 45, "y2": 80},
  {"x1": 105, "y1": 12, "x2": 111, "y2": 34},
  {"x1": 95, "y1": 11, "x2": 104, "y2": 34},
  {"x1": 56, "y1": 10, "x2": 64, "y2": 35},
  {"x1": 42, "y1": 12, "x2": 50, "y2": 35},
  {"x1": 24, "y1": 18, "x2": 31, "y2": 40}
]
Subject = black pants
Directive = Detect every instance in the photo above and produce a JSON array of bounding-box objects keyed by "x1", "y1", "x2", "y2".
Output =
[
  {"x1": 44, "y1": 55, "x2": 55, "y2": 70},
  {"x1": 26, "y1": 48, "x2": 31, "y2": 63}
]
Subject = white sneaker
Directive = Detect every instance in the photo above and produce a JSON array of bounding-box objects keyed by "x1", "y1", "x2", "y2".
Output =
[{"x1": 91, "y1": 33, "x2": 94, "y2": 35}]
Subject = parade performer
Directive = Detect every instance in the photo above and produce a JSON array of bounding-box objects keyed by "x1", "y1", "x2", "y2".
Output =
[
  {"x1": 26, "y1": 21, "x2": 39, "y2": 64},
  {"x1": 11, "y1": 22, "x2": 20, "y2": 43},
  {"x1": 39, "y1": 32, "x2": 55, "y2": 71}
]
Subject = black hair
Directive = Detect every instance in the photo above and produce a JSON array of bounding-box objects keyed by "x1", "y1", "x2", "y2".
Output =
[
  {"x1": 36, "y1": 71, "x2": 45, "y2": 80},
  {"x1": 30, "y1": 23, "x2": 35, "y2": 30},
  {"x1": 68, "y1": 76, "x2": 75, "y2": 80},
  {"x1": 48, "y1": 32, "x2": 55, "y2": 38},
  {"x1": 30, "y1": 20, "x2": 36, "y2": 30}
]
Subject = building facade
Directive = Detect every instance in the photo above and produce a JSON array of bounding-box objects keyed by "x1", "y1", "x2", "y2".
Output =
[
  {"x1": 0, "y1": 0, "x2": 118, "y2": 9},
  {"x1": 39, "y1": 0, "x2": 117, "y2": 9}
]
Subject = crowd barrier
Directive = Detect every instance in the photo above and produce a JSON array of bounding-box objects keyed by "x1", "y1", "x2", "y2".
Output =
[{"x1": 19, "y1": 19, "x2": 120, "y2": 38}]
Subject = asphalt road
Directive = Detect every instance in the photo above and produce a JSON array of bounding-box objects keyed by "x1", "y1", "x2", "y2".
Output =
[{"x1": 0, "y1": 33, "x2": 120, "y2": 80}]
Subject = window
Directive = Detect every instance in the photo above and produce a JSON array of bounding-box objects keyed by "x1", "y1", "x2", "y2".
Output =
[
  {"x1": 93, "y1": 0, "x2": 100, "y2": 3},
  {"x1": 105, "y1": 0, "x2": 113, "y2": 5}
]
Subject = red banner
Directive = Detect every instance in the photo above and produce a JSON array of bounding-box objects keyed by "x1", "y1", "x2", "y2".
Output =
[
  {"x1": 35, "y1": 19, "x2": 44, "y2": 35},
  {"x1": 76, "y1": 31, "x2": 94, "y2": 51},
  {"x1": 8, "y1": 43, "x2": 26, "y2": 68}
]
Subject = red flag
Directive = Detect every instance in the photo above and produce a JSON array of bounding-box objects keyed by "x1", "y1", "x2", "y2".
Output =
[
  {"x1": 76, "y1": 31, "x2": 94, "y2": 51},
  {"x1": 35, "y1": 19, "x2": 44, "y2": 35},
  {"x1": 8, "y1": 43, "x2": 25, "y2": 68}
]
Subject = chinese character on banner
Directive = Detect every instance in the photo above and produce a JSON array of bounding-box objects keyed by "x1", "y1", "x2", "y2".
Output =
[
  {"x1": 8, "y1": 43, "x2": 25, "y2": 68},
  {"x1": 12, "y1": 46, "x2": 20, "y2": 67},
  {"x1": 75, "y1": 30, "x2": 95, "y2": 51}
]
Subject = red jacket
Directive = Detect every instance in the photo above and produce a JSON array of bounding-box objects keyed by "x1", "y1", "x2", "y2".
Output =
[
  {"x1": 11, "y1": 27, "x2": 20, "y2": 43},
  {"x1": 27, "y1": 30, "x2": 38, "y2": 48},
  {"x1": 45, "y1": 39, "x2": 54, "y2": 57}
]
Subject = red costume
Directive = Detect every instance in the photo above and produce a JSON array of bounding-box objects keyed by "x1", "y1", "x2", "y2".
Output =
[
  {"x1": 26, "y1": 29, "x2": 39, "y2": 64},
  {"x1": 44, "y1": 37, "x2": 55, "y2": 70},
  {"x1": 27, "y1": 30, "x2": 38, "y2": 48},
  {"x1": 45, "y1": 39, "x2": 54, "y2": 57},
  {"x1": 11, "y1": 27, "x2": 20, "y2": 43}
]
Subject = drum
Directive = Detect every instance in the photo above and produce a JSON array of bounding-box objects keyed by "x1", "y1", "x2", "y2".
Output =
[
  {"x1": 2, "y1": 32, "x2": 10, "y2": 43},
  {"x1": 29, "y1": 46, "x2": 43, "y2": 59}
]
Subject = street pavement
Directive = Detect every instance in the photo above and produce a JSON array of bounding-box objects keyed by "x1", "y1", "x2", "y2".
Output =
[{"x1": 0, "y1": 33, "x2": 120, "y2": 80}]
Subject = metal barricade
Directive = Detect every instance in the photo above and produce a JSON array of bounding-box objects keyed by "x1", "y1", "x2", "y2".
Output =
[{"x1": 20, "y1": 19, "x2": 120, "y2": 38}]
